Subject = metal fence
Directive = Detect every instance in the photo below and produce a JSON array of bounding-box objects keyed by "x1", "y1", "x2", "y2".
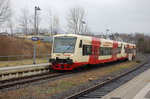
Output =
[{"x1": 0, "y1": 54, "x2": 51, "y2": 61}]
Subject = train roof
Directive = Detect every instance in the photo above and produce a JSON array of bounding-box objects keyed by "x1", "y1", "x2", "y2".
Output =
[{"x1": 53, "y1": 34, "x2": 136, "y2": 46}]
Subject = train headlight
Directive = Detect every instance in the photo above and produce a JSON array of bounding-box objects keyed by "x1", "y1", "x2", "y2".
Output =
[{"x1": 71, "y1": 55, "x2": 74, "y2": 57}]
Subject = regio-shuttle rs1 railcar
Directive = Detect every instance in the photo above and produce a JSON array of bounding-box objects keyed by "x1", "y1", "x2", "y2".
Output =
[{"x1": 49, "y1": 34, "x2": 136, "y2": 70}]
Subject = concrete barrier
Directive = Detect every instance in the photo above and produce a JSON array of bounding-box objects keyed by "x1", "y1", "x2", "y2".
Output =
[{"x1": 0, "y1": 63, "x2": 51, "y2": 80}]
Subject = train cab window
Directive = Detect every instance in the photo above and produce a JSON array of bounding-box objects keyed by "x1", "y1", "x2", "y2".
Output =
[
  {"x1": 83, "y1": 45, "x2": 92, "y2": 55},
  {"x1": 53, "y1": 36, "x2": 77, "y2": 53}
]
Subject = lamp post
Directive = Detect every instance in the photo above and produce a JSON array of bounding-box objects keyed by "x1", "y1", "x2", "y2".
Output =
[
  {"x1": 33, "y1": 6, "x2": 41, "y2": 64},
  {"x1": 106, "y1": 29, "x2": 109, "y2": 39},
  {"x1": 81, "y1": 20, "x2": 86, "y2": 35}
]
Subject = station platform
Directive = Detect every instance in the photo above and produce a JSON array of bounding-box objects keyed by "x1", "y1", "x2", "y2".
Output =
[{"x1": 101, "y1": 68, "x2": 150, "y2": 99}]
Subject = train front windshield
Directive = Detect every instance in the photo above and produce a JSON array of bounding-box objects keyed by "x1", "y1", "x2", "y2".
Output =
[{"x1": 53, "y1": 36, "x2": 77, "y2": 53}]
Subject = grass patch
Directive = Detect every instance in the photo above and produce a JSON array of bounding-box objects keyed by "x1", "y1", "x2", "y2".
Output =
[
  {"x1": 105, "y1": 61, "x2": 137, "y2": 74},
  {"x1": 43, "y1": 81, "x2": 76, "y2": 94},
  {"x1": 0, "y1": 35, "x2": 51, "y2": 61},
  {"x1": 0, "y1": 80, "x2": 76, "y2": 99}
]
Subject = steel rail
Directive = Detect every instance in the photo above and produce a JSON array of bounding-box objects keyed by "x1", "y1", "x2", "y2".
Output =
[{"x1": 0, "y1": 72, "x2": 63, "y2": 90}]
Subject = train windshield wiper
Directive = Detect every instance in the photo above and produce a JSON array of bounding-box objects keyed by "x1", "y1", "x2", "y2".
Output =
[{"x1": 63, "y1": 44, "x2": 74, "y2": 54}]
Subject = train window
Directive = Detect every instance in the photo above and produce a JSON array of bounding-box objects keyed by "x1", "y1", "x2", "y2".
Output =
[
  {"x1": 79, "y1": 40, "x2": 82, "y2": 48},
  {"x1": 99, "y1": 47, "x2": 104, "y2": 55},
  {"x1": 99, "y1": 47, "x2": 112, "y2": 55},
  {"x1": 125, "y1": 47, "x2": 128, "y2": 53},
  {"x1": 129, "y1": 49, "x2": 133, "y2": 53},
  {"x1": 117, "y1": 47, "x2": 122, "y2": 54},
  {"x1": 83, "y1": 45, "x2": 92, "y2": 55}
]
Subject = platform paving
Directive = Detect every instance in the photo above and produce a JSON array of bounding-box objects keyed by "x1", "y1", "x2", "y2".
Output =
[{"x1": 101, "y1": 68, "x2": 150, "y2": 99}]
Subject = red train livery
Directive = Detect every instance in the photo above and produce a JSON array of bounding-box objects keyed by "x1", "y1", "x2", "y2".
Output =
[{"x1": 49, "y1": 34, "x2": 136, "y2": 70}]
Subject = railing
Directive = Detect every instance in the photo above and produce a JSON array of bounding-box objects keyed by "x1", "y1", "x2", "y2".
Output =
[{"x1": 0, "y1": 54, "x2": 51, "y2": 61}]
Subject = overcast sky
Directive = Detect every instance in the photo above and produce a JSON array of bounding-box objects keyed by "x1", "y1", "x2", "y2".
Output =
[{"x1": 2, "y1": 0, "x2": 150, "y2": 34}]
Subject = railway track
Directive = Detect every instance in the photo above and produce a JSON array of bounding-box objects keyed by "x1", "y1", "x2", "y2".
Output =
[
  {"x1": 0, "y1": 72, "x2": 64, "y2": 90},
  {"x1": 65, "y1": 56, "x2": 149, "y2": 99}
]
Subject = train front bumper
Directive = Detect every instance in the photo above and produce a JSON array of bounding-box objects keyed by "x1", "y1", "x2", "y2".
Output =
[
  {"x1": 49, "y1": 58, "x2": 74, "y2": 70},
  {"x1": 52, "y1": 63, "x2": 74, "y2": 70}
]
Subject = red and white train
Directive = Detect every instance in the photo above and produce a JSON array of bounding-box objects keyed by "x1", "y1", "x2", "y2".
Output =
[{"x1": 49, "y1": 34, "x2": 136, "y2": 70}]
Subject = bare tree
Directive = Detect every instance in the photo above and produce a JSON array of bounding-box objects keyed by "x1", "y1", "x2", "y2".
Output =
[
  {"x1": 46, "y1": 8, "x2": 60, "y2": 35},
  {"x1": 47, "y1": 8, "x2": 53, "y2": 34},
  {"x1": 66, "y1": 6, "x2": 87, "y2": 34},
  {"x1": 134, "y1": 33, "x2": 150, "y2": 53},
  {"x1": 53, "y1": 15, "x2": 60, "y2": 34},
  {"x1": 19, "y1": 8, "x2": 29, "y2": 37},
  {"x1": 0, "y1": 0, "x2": 10, "y2": 25},
  {"x1": 7, "y1": 8, "x2": 14, "y2": 35},
  {"x1": 7, "y1": 19, "x2": 13, "y2": 35}
]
